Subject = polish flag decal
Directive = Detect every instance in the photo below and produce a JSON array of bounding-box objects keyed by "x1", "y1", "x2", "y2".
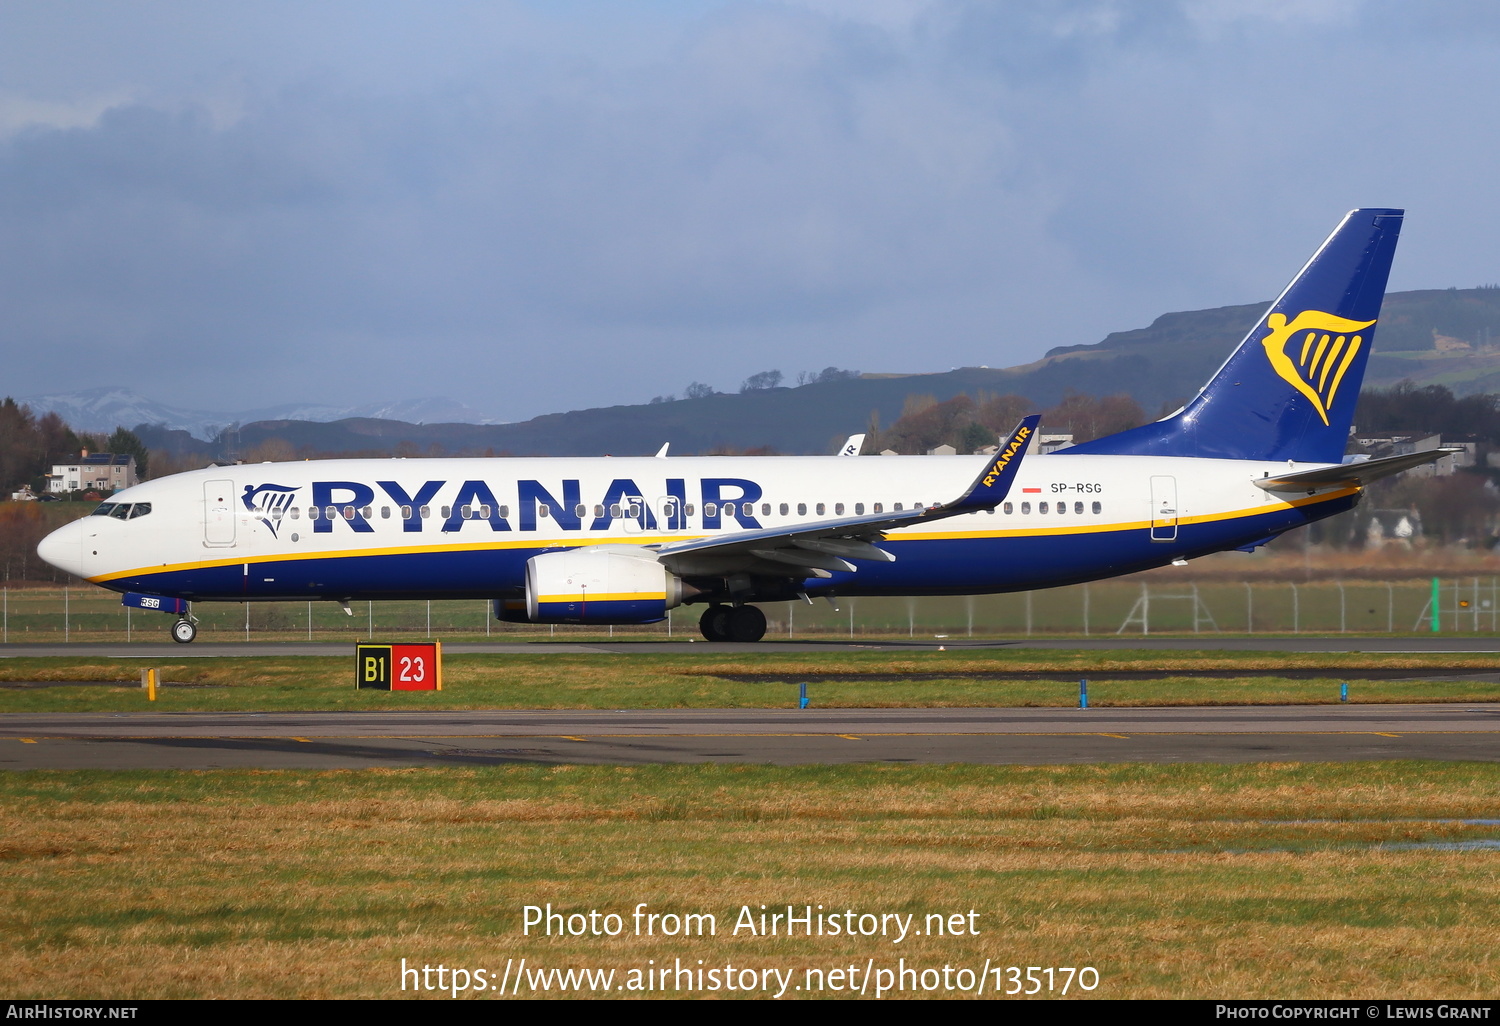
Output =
[{"x1": 1021, "y1": 487, "x2": 1041, "y2": 493}]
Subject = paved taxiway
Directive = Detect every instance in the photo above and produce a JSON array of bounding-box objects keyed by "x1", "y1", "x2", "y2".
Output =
[
  {"x1": 4, "y1": 636, "x2": 1500, "y2": 658},
  {"x1": 3, "y1": 704, "x2": 1497, "y2": 769}
]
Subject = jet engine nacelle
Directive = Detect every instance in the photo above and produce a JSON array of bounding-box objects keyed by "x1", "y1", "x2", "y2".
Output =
[{"x1": 522, "y1": 546, "x2": 690, "y2": 625}]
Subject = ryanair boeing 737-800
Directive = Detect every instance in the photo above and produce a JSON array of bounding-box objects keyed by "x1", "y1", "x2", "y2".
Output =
[{"x1": 38, "y1": 208, "x2": 1447, "y2": 643}]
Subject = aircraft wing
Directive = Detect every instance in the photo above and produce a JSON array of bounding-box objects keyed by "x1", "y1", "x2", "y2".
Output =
[
  {"x1": 1255, "y1": 447, "x2": 1463, "y2": 492},
  {"x1": 654, "y1": 416, "x2": 1039, "y2": 579}
]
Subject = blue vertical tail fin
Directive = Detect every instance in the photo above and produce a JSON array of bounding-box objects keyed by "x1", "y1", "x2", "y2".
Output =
[{"x1": 1063, "y1": 208, "x2": 1403, "y2": 463}]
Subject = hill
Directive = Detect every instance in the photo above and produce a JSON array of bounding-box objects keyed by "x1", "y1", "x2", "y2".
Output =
[{"x1": 132, "y1": 286, "x2": 1500, "y2": 459}]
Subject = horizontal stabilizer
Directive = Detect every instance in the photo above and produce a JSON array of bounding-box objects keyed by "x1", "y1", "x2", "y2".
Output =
[{"x1": 1255, "y1": 448, "x2": 1462, "y2": 491}]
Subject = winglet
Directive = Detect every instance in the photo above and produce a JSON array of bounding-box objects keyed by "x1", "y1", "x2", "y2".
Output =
[
  {"x1": 944, "y1": 415, "x2": 1040, "y2": 512},
  {"x1": 837, "y1": 433, "x2": 865, "y2": 457}
]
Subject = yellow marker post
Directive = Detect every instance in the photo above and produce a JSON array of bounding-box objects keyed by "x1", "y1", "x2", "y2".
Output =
[
  {"x1": 434, "y1": 640, "x2": 443, "y2": 691},
  {"x1": 147, "y1": 668, "x2": 158, "y2": 702}
]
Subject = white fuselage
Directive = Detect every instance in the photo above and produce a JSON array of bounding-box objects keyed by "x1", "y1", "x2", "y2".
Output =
[{"x1": 40, "y1": 452, "x2": 1354, "y2": 603}]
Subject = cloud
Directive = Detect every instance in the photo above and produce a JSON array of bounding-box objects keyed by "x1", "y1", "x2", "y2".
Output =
[{"x1": 0, "y1": 1, "x2": 1497, "y2": 418}]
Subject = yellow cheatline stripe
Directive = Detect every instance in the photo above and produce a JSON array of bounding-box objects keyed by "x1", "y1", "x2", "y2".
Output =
[
  {"x1": 537, "y1": 592, "x2": 666, "y2": 604},
  {"x1": 88, "y1": 487, "x2": 1357, "y2": 584},
  {"x1": 893, "y1": 486, "x2": 1357, "y2": 543}
]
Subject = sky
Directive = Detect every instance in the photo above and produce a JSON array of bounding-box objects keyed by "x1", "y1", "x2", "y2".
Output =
[{"x1": 2, "y1": 0, "x2": 1499, "y2": 422}]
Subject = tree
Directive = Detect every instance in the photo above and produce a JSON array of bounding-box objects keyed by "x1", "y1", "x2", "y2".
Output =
[
  {"x1": 1043, "y1": 391, "x2": 1147, "y2": 443},
  {"x1": 683, "y1": 382, "x2": 717, "y2": 399},
  {"x1": 0, "y1": 398, "x2": 39, "y2": 493},
  {"x1": 740, "y1": 370, "x2": 783, "y2": 392},
  {"x1": 796, "y1": 367, "x2": 860, "y2": 386},
  {"x1": 106, "y1": 427, "x2": 150, "y2": 480}
]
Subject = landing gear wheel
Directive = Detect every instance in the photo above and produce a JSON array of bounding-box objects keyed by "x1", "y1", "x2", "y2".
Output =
[
  {"x1": 699, "y1": 605, "x2": 732, "y2": 642},
  {"x1": 726, "y1": 605, "x2": 767, "y2": 643},
  {"x1": 171, "y1": 619, "x2": 197, "y2": 644}
]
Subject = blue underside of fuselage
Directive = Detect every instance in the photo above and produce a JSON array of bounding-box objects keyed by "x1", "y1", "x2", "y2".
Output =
[{"x1": 100, "y1": 495, "x2": 1352, "y2": 603}]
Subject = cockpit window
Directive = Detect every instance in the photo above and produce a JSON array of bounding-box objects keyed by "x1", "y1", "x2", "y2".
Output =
[
  {"x1": 90, "y1": 503, "x2": 118, "y2": 516},
  {"x1": 108, "y1": 504, "x2": 132, "y2": 519},
  {"x1": 127, "y1": 503, "x2": 152, "y2": 519}
]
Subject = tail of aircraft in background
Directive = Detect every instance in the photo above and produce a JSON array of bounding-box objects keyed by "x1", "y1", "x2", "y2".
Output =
[{"x1": 1064, "y1": 208, "x2": 1404, "y2": 464}]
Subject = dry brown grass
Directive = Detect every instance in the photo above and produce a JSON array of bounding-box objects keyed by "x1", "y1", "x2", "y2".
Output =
[{"x1": 1, "y1": 764, "x2": 1497, "y2": 999}]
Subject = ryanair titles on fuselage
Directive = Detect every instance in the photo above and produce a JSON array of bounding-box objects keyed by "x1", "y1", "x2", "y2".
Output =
[{"x1": 247, "y1": 477, "x2": 767, "y2": 535}]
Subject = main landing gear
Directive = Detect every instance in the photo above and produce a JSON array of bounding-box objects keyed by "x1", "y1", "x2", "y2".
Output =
[
  {"x1": 698, "y1": 604, "x2": 767, "y2": 643},
  {"x1": 171, "y1": 618, "x2": 198, "y2": 644}
]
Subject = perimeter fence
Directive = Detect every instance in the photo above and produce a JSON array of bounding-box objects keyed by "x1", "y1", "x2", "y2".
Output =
[{"x1": 1, "y1": 577, "x2": 1495, "y2": 642}]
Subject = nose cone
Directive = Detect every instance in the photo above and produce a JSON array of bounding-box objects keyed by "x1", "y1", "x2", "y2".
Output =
[{"x1": 37, "y1": 520, "x2": 87, "y2": 578}]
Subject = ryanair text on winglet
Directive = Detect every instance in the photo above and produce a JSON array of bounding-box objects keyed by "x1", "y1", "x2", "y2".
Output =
[{"x1": 982, "y1": 425, "x2": 1031, "y2": 488}]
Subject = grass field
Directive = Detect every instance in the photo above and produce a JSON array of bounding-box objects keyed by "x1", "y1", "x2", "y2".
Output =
[
  {"x1": 3, "y1": 763, "x2": 1498, "y2": 999},
  {"x1": 3, "y1": 649, "x2": 1500, "y2": 712}
]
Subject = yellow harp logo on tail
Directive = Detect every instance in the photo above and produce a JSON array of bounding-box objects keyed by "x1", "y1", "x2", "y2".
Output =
[{"x1": 1260, "y1": 310, "x2": 1377, "y2": 425}]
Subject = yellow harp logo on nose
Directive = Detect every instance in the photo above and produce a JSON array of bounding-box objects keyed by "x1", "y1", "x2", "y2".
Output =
[{"x1": 1261, "y1": 310, "x2": 1376, "y2": 425}]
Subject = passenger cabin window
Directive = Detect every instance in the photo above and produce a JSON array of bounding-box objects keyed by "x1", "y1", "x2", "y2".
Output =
[
  {"x1": 855, "y1": 503, "x2": 864, "y2": 515},
  {"x1": 873, "y1": 502, "x2": 883, "y2": 513},
  {"x1": 762, "y1": 503, "x2": 771, "y2": 516},
  {"x1": 290, "y1": 507, "x2": 300, "y2": 520},
  {"x1": 1020, "y1": 502, "x2": 1031, "y2": 515},
  {"x1": 574, "y1": 504, "x2": 587, "y2": 518},
  {"x1": 779, "y1": 503, "x2": 789, "y2": 516},
  {"x1": 1003, "y1": 502, "x2": 1013, "y2": 514},
  {"x1": 1074, "y1": 502, "x2": 1083, "y2": 514},
  {"x1": 797, "y1": 503, "x2": 807, "y2": 516},
  {"x1": 894, "y1": 503, "x2": 903, "y2": 511},
  {"x1": 685, "y1": 504, "x2": 695, "y2": 516},
  {"x1": 835, "y1": 503, "x2": 845, "y2": 515},
  {"x1": 419, "y1": 506, "x2": 431, "y2": 519},
  {"x1": 704, "y1": 503, "x2": 718, "y2": 517},
  {"x1": 816, "y1": 503, "x2": 826, "y2": 516},
  {"x1": 609, "y1": 503, "x2": 621, "y2": 518},
  {"x1": 381, "y1": 506, "x2": 391, "y2": 519},
  {"x1": 1092, "y1": 501, "x2": 1102, "y2": 515},
  {"x1": 1039, "y1": 502, "x2": 1049, "y2": 514}
]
